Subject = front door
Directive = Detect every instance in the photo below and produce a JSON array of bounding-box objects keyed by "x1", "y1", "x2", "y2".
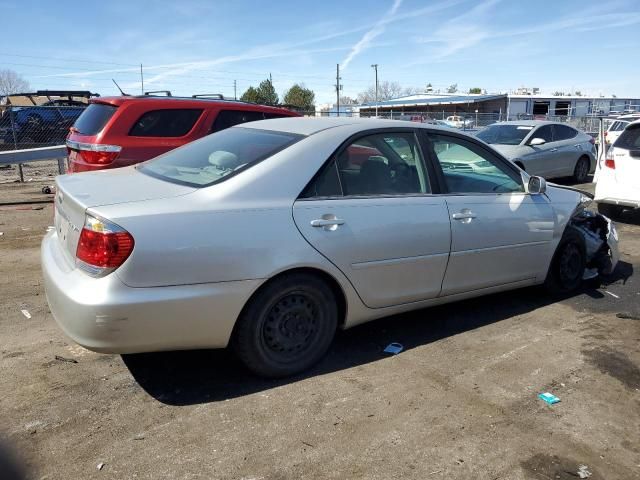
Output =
[
  {"x1": 293, "y1": 130, "x2": 451, "y2": 308},
  {"x1": 423, "y1": 132, "x2": 555, "y2": 296}
]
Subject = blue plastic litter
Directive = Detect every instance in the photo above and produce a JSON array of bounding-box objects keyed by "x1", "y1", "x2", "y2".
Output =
[
  {"x1": 383, "y1": 342, "x2": 404, "y2": 355},
  {"x1": 538, "y1": 392, "x2": 561, "y2": 404}
]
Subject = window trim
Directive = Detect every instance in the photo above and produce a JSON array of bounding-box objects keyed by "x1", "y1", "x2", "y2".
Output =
[
  {"x1": 297, "y1": 127, "x2": 435, "y2": 201},
  {"x1": 128, "y1": 108, "x2": 204, "y2": 138},
  {"x1": 421, "y1": 130, "x2": 526, "y2": 197}
]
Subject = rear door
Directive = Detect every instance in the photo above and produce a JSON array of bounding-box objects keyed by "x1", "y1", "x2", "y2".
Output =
[
  {"x1": 552, "y1": 124, "x2": 583, "y2": 177},
  {"x1": 613, "y1": 124, "x2": 640, "y2": 190},
  {"x1": 423, "y1": 132, "x2": 555, "y2": 295},
  {"x1": 293, "y1": 129, "x2": 451, "y2": 308}
]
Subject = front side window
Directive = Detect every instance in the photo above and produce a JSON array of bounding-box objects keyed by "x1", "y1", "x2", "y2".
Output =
[
  {"x1": 476, "y1": 124, "x2": 533, "y2": 145},
  {"x1": 129, "y1": 109, "x2": 202, "y2": 137},
  {"x1": 139, "y1": 127, "x2": 301, "y2": 187},
  {"x1": 427, "y1": 134, "x2": 524, "y2": 194},
  {"x1": 531, "y1": 125, "x2": 554, "y2": 143}
]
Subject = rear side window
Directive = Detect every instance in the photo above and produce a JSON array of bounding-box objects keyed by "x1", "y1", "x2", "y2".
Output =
[
  {"x1": 553, "y1": 124, "x2": 578, "y2": 141},
  {"x1": 73, "y1": 104, "x2": 117, "y2": 135},
  {"x1": 211, "y1": 110, "x2": 265, "y2": 132},
  {"x1": 139, "y1": 127, "x2": 302, "y2": 187},
  {"x1": 130, "y1": 109, "x2": 202, "y2": 137},
  {"x1": 615, "y1": 125, "x2": 640, "y2": 149}
]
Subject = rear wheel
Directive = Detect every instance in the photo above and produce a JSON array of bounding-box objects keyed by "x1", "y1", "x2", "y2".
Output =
[
  {"x1": 597, "y1": 202, "x2": 624, "y2": 219},
  {"x1": 232, "y1": 273, "x2": 338, "y2": 378},
  {"x1": 572, "y1": 156, "x2": 590, "y2": 183},
  {"x1": 545, "y1": 227, "x2": 587, "y2": 294}
]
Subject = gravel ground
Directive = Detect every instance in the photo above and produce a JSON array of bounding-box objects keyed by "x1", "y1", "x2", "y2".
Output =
[{"x1": 0, "y1": 178, "x2": 639, "y2": 480}]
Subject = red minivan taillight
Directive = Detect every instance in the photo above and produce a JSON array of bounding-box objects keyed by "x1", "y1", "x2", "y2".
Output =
[
  {"x1": 76, "y1": 215, "x2": 134, "y2": 276},
  {"x1": 66, "y1": 140, "x2": 122, "y2": 165}
]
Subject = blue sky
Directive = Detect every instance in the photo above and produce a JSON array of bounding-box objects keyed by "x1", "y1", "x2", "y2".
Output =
[{"x1": 3, "y1": 0, "x2": 639, "y2": 103}]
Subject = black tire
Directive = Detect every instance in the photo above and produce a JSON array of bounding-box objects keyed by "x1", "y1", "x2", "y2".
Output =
[
  {"x1": 232, "y1": 273, "x2": 338, "y2": 378},
  {"x1": 572, "y1": 156, "x2": 590, "y2": 183},
  {"x1": 544, "y1": 226, "x2": 587, "y2": 294},
  {"x1": 597, "y1": 202, "x2": 624, "y2": 219}
]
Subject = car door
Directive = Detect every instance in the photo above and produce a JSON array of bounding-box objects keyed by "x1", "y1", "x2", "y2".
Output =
[
  {"x1": 422, "y1": 132, "x2": 555, "y2": 296},
  {"x1": 551, "y1": 124, "x2": 583, "y2": 177},
  {"x1": 293, "y1": 129, "x2": 452, "y2": 309},
  {"x1": 521, "y1": 124, "x2": 558, "y2": 177}
]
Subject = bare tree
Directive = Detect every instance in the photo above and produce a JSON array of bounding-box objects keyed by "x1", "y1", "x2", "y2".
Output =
[
  {"x1": 0, "y1": 69, "x2": 30, "y2": 97},
  {"x1": 446, "y1": 83, "x2": 458, "y2": 93},
  {"x1": 402, "y1": 86, "x2": 423, "y2": 96},
  {"x1": 357, "y1": 81, "x2": 404, "y2": 104}
]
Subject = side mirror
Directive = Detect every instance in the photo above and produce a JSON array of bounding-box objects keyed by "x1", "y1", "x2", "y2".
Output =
[
  {"x1": 528, "y1": 175, "x2": 547, "y2": 195},
  {"x1": 529, "y1": 137, "x2": 546, "y2": 146}
]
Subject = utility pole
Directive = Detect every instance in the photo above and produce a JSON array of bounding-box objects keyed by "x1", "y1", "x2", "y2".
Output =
[
  {"x1": 335, "y1": 64, "x2": 342, "y2": 117},
  {"x1": 234, "y1": 80, "x2": 237, "y2": 100},
  {"x1": 371, "y1": 64, "x2": 378, "y2": 117},
  {"x1": 140, "y1": 64, "x2": 144, "y2": 95}
]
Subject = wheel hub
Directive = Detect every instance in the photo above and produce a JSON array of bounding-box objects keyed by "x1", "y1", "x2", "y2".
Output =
[
  {"x1": 559, "y1": 243, "x2": 582, "y2": 282},
  {"x1": 263, "y1": 294, "x2": 318, "y2": 354}
]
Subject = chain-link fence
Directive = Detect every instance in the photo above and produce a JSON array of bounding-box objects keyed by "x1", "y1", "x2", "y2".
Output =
[
  {"x1": 316, "y1": 110, "x2": 604, "y2": 136},
  {"x1": 0, "y1": 105, "x2": 86, "y2": 151}
]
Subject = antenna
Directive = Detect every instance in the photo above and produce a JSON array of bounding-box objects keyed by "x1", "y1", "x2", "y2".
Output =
[{"x1": 112, "y1": 79, "x2": 129, "y2": 96}]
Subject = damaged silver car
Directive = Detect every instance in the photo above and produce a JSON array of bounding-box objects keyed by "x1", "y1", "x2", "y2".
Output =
[{"x1": 42, "y1": 118, "x2": 619, "y2": 377}]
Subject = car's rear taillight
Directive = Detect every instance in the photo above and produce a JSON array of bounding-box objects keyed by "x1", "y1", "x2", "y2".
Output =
[
  {"x1": 604, "y1": 148, "x2": 615, "y2": 169},
  {"x1": 76, "y1": 214, "x2": 134, "y2": 277},
  {"x1": 66, "y1": 140, "x2": 121, "y2": 165}
]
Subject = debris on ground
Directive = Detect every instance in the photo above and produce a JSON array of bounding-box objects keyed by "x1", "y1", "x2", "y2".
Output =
[
  {"x1": 32, "y1": 205, "x2": 44, "y2": 211},
  {"x1": 21, "y1": 309, "x2": 31, "y2": 319},
  {"x1": 605, "y1": 291, "x2": 620, "y2": 299},
  {"x1": 97, "y1": 462, "x2": 105, "y2": 471},
  {"x1": 383, "y1": 342, "x2": 404, "y2": 355},
  {"x1": 133, "y1": 434, "x2": 145, "y2": 440},
  {"x1": 42, "y1": 186, "x2": 54, "y2": 194},
  {"x1": 54, "y1": 355, "x2": 78, "y2": 364},
  {"x1": 616, "y1": 312, "x2": 640, "y2": 320},
  {"x1": 0, "y1": 232, "x2": 3, "y2": 236},
  {"x1": 577, "y1": 464, "x2": 592, "y2": 478},
  {"x1": 538, "y1": 392, "x2": 561, "y2": 405}
]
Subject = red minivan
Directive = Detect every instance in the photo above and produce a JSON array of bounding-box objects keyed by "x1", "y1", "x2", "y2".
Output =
[{"x1": 66, "y1": 95, "x2": 300, "y2": 172}]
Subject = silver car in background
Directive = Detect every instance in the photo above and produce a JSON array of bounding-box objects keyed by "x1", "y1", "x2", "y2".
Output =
[
  {"x1": 42, "y1": 118, "x2": 618, "y2": 377},
  {"x1": 476, "y1": 121, "x2": 596, "y2": 182}
]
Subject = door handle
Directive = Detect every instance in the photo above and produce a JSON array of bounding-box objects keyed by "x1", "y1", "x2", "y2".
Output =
[
  {"x1": 310, "y1": 218, "x2": 345, "y2": 227},
  {"x1": 549, "y1": 148, "x2": 558, "y2": 152},
  {"x1": 574, "y1": 144, "x2": 582, "y2": 149},
  {"x1": 452, "y1": 212, "x2": 477, "y2": 220}
]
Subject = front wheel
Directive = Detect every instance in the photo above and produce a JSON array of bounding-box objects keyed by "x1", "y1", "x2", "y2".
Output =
[
  {"x1": 572, "y1": 156, "x2": 590, "y2": 183},
  {"x1": 544, "y1": 227, "x2": 587, "y2": 294},
  {"x1": 232, "y1": 273, "x2": 338, "y2": 378}
]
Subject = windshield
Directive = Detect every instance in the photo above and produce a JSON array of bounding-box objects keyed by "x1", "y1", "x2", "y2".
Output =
[
  {"x1": 476, "y1": 124, "x2": 533, "y2": 145},
  {"x1": 139, "y1": 127, "x2": 302, "y2": 187}
]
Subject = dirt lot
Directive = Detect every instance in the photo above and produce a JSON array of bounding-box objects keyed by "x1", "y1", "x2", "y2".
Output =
[{"x1": 1, "y1": 178, "x2": 639, "y2": 479}]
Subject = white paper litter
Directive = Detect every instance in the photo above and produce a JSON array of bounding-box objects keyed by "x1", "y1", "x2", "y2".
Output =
[{"x1": 21, "y1": 309, "x2": 31, "y2": 319}]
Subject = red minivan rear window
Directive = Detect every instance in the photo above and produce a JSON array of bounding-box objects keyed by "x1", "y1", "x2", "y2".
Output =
[{"x1": 73, "y1": 104, "x2": 118, "y2": 135}]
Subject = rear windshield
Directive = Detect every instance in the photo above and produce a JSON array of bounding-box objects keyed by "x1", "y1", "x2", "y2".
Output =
[
  {"x1": 73, "y1": 103, "x2": 117, "y2": 135},
  {"x1": 614, "y1": 125, "x2": 640, "y2": 149},
  {"x1": 476, "y1": 124, "x2": 533, "y2": 145},
  {"x1": 138, "y1": 127, "x2": 302, "y2": 187}
]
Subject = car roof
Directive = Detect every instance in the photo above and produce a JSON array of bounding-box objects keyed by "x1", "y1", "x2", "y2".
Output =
[
  {"x1": 492, "y1": 120, "x2": 561, "y2": 127},
  {"x1": 91, "y1": 95, "x2": 295, "y2": 113},
  {"x1": 234, "y1": 117, "x2": 456, "y2": 136}
]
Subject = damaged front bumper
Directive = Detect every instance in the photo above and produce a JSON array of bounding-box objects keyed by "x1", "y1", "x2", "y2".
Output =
[{"x1": 570, "y1": 209, "x2": 619, "y2": 278}]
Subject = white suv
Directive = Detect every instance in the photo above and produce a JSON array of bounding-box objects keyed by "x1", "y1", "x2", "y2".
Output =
[{"x1": 595, "y1": 119, "x2": 640, "y2": 217}]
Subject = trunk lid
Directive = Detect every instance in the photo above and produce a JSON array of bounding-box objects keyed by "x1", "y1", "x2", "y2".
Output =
[{"x1": 54, "y1": 167, "x2": 195, "y2": 262}]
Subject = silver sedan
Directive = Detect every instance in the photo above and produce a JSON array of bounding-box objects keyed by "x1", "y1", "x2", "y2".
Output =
[
  {"x1": 42, "y1": 118, "x2": 618, "y2": 377},
  {"x1": 475, "y1": 120, "x2": 596, "y2": 182}
]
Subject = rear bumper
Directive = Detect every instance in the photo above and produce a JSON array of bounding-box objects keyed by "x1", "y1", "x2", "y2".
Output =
[
  {"x1": 596, "y1": 197, "x2": 640, "y2": 209},
  {"x1": 41, "y1": 231, "x2": 260, "y2": 353}
]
